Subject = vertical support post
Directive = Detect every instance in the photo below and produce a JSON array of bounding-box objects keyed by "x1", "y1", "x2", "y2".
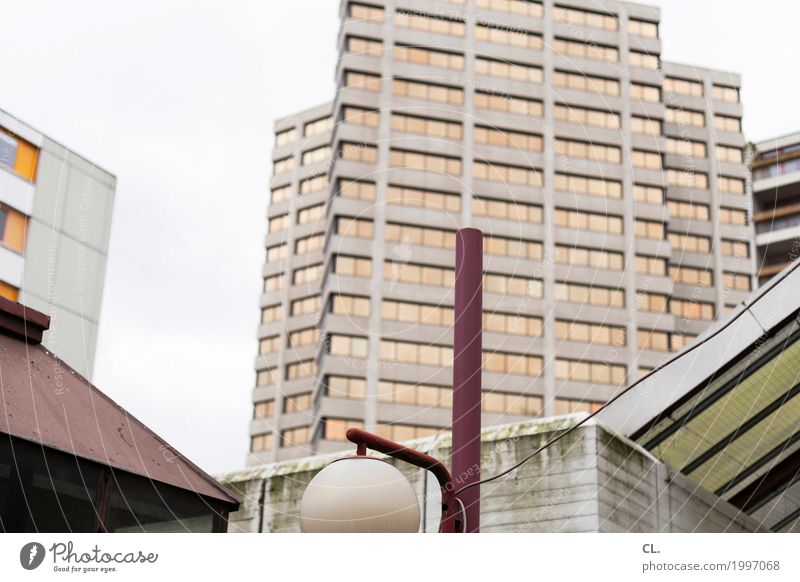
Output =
[{"x1": 452, "y1": 227, "x2": 482, "y2": 532}]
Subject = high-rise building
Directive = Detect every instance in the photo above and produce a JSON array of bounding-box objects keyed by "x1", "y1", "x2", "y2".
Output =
[
  {"x1": 751, "y1": 131, "x2": 800, "y2": 286},
  {"x1": 0, "y1": 108, "x2": 115, "y2": 379},
  {"x1": 249, "y1": 0, "x2": 753, "y2": 464}
]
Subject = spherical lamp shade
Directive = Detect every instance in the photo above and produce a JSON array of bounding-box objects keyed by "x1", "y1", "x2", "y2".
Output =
[{"x1": 300, "y1": 457, "x2": 420, "y2": 533}]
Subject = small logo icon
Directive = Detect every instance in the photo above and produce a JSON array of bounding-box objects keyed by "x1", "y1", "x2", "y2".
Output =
[{"x1": 20, "y1": 542, "x2": 46, "y2": 570}]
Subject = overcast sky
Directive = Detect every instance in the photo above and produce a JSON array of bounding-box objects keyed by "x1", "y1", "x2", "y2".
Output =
[{"x1": 1, "y1": 0, "x2": 798, "y2": 475}]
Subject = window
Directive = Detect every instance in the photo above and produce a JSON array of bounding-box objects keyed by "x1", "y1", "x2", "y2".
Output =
[
  {"x1": 635, "y1": 255, "x2": 667, "y2": 276},
  {"x1": 275, "y1": 127, "x2": 296, "y2": 146},
  {"x1": 665, "y1": 107, "x2": 705, "y2": 127},
  {"x1": 631, "y1": 116, "x2": 661, "y2": 136},
  {"x1": 670, "y1": 299, "x2": 714, "y2": 321},
  {"x1": 284, "y1": 393, "x2": 314, "y2": 413},
  {"x1": 555, "y1": 282, "x2": 624, "y2": 307},
  {"x1": 476, "y1": 0, "x2": 543, "y2": 18},
  {"x1": 555, "y1": 38, "x2": 618, "y2": 62},
  {"x1": 555, "y1": 71, "x2": 619, "y2": 96},
  {"x1": 635, "y1": 292, "x2": 668, "y2": 313},
  {"x1": 261, "y1": 304, "x2": 283, "y2": 324},
  {"x1": 299, "y1": 174, "x2": 328, "y2": 195},
  {"x1": 303, "y1": 116, "x2": 333, "y2": 138},
  {"x1": 721, "y1": 239, "x2": 749, "y2": 258},
  {"x1": 0, "y1": 205, "x2": 28, "y2": 253},
  {"x1": 386, "y1": 223, "x2": 456, "y2": 250},
  {"x1": 724, "y1": 272, "x2": 751, "y2": 291},
  {"x1": 334, "y1": 255, "x2": 372, "y2": 277},
  {"x1": 390, "y1": 149, "x2": 461, "y2": 175},
  {"x1": 266, "y1": 243, "x2": 288, "y2": 262},
  {"x1": 666, "y1": 138, "x2": 707, "y2": 158},
  {"x1": 295, "y1": 233, "x2": 324, "y2": 254},
  {"x1": 328, "y1": 334, "x2": 369, "y2": 358},
  {"x1": 339, "y1": 142, "x2": 378, "y2": 164},
  {"x1": 554, "y1": 173, "x2": 621, "y2": 199},
  {"x1": 349, "y1": 2, "x2": 384, "y2": 23},
  {"x1": 556, "y1": 399, "x2": 604, "y2": 414},
  {"x1": 714, "y1": 115, "x2": 741, "y2": 133},
  {"x1": 483, "y1": 351, "x2": 543, "y2": 376},
  {"x1": 476, "y1": 24, "x2": 542, "y2": 49},
  {"x1": 473, "y1": 160, "x2": 542, "y2": 186},
  {"x1": 484, "y1": 311, "x2": 543, "y2": 336},
  {"x1": 555, "y1": 320, "x2": 626, "y2": 346},
  {"x1": 384, "y1": 261, "x2": 454, "y2": 287},
  {"x1": 556, "y1": 245, "x2": 624, "y2": 270},
  {"x1": 301, "y1": 145, "x2": 331, "y2": 166},
  {"x1": 286, "y1": 359, "x2": 317, "y2": 380},
  {"x1": 292, "y1": 263, "x2": 323, "y2": 285},
  {"x1": 632, "y1": 149, "x2": 662, "y2": 169},
  {"x1": 273, "y1": 157, "x2": 294, "y2": 175},
  {"x1": 336, "y1": 216, "x2": 374, "y2": 238},
  {"x1": 256, "y1": 367, "x2": 278, "y2": 387},
  {"x1": 288, "y1": 327, "x2": 320, "y2": 348},
  {"x1": 628, "y1": 19, "x2": 658, "y2": 38},
  {"x1": 346, "y1": 36, "x2": 383, "y2": 58},
  {"x1": 263, "y1": 273, "x2": 284, "y2": 293},
  {"x1": 712, "y1": 85, "x2": 739, "y2": 103},
  {"x1": 555, "y1": 104, "x2": 619, "y2": 129},
  {"x1": 268, "y1": 214, "x2": 288, "y2": 234},
  {"x1": 719, "y1": 207, "x2": 747, "y2": 225},
  {"x1": 345, "y1": 71, "x2": 381, "y2": 92},
  {"x1": 637, "y1": 329, "x2": 669, "y2": 352},
  {"x1": 663, "y1": 77, "x2": 703, "y2": 97},
  {"x1": 476, "y1": 57, "x2": 543, "y2": 83},
  {"x1": 555, "y1": 138, "x2": 621, "y2": 164},
  {"x1": 670, "y1": 265, "x2": 713, "y2": 287},
  {"x1": 555, "y1": 359, "x2": 626, "y2": 385},
  {"x1": 271, "y1": 184, "x2": 292, "y2": 204},
  {"x1": 667, "y1": 200, "x2": 710, "y2": 221},
  {"x1": 668, "y1": 232, "x2": 711, "y2": 254},
  {"x1": 327, "y1": 376, "x2": 367, "y2": 400},
  {"x1": 666, "y1": 169, "x2": 708, "y2": 189},
  {"x1": 717, "y1": 147, "x2": 743, "y2": 164},
  {"x1": 484, "y1": 235, "x2": 543, "y2": 260},
  {"x1": 290, "y1": 295, "x2": 321, "y2": 316},
  {"x1": 474, "y1": 126, "x2": 542, "y2": 151},
  {"x1": 473, "y1": 196, "x2": 542, "y2": 222},
  {"x1": 394, "y1": 45, "x2": 464, "y2": 70},
  {"x1": 387, "y1": 185, "x2": 460, "y2": 212},
  {"x1": 339, "y1": 179, "x2": 376, "y2": 201},
  {"x1": 391, "y1": 113, "x2": 462, "y2": 139},
  {"x1": 382, "y1": 300, "x2": 453, "y2": 327},
  {"x1": 251, "y1": 433, "x2": 273, "y2": 452},
  {"x1": 380, "y1": 340, "x2": 453, "y2": 367},
  {"x1": 253, "y1": 400, "x2": 275, "y2": 419},
  {"x1": 484, "y1": 273, "x2": 543, "y2": 298},
  {"x1": 281, "y1": 426, "x2": 311, "y2": 446},
  {"x1": 331, "y1": 295, "x2": 371, "y2": 318},
  {"x1": 297, "y1": 203, "x2": 324, "y2": 225},
  {"x1": 378, "y1": 380, "x2": 452, "y2": 408},
  {"x1": 555, "y1": 208, "x2": 623, "y2": 234},
  {"x1": 634, "y1": 219, "x2": 664, "y2": 240},
  {"x1": 633, "y1": 184, "x2": 664, "y2": 204},
  {"x1": 395, "y1": 10, "x2": 465, "y2": 36},
  {"x1": 376, "y1": 423, "x2": 441, "y2": 441},
  {"x1": 554, "y1": 5, "x2": 617, "y2": 30},
  {"x1": 343, "y1": 106, "x2": 380, "y2": 128},
  {"x1": 629, "y1": 51, "x2": 658, "y2": 70},
  {"x1": 720, "y1": 176, "x2": 746, "y2": 198},
  {"x1": 630, "y1": 83, "x2": 660, "y2": 103},
  {"x1": 475, "y1": 92, "x2": 543, "y2": 116},
  {"x1": 392, "y1": 79, "x2": 463, "y2": 104}
]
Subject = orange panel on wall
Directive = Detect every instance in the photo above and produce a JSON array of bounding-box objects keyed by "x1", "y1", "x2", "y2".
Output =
[
  {"x1": 0, "y1": 280, "x2": 19, "y2": 302},
  {"x1": 0, "y1": 125, "x2": 39, "y2": 182},
  {"x1": 2, "y1": 207, "x2": 28, "y2": 252}
]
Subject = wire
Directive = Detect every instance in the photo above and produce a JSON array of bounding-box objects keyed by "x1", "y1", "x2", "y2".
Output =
[
  {"x1": 455, "y1": 497, "x2": 467, "y2": 533},
  {"x1": 454, "y1": 259, "x2": 800, "y2": 497}
]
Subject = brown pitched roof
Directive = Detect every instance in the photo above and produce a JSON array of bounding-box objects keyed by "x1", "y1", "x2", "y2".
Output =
[{"x1": 0, "y1": 297, "x2": 239, "y2": 507}]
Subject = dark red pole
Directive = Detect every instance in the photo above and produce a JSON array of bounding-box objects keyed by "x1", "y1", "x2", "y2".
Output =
[{"x1": 452, "y1": 227, "x2": 482, "y2": 532}]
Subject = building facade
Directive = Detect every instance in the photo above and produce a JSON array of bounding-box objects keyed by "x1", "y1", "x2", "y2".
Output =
[
  {"x1": 0, "y1": 108, "x2": 115, "y2": 379},
  {"x1": 751, "y1": 131, "x2": 800, "y2": 285},
  {"x1": 249, "y1": 0, "x2": 753, "y2": 464}
]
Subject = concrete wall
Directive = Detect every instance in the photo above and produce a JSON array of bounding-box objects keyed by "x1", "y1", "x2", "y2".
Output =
[{"x1": 221, "y1": 415, "x2": 764, "y2": 533}]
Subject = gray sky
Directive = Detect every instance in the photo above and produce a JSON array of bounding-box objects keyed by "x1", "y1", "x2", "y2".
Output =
[{"x1": 1, "y1": 0, "x2": 797, "y2": 475}]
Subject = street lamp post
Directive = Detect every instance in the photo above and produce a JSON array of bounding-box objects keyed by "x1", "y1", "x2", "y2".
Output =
[{"x1": 300, "y1": 227, "x2": 484, "y2": 533}]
